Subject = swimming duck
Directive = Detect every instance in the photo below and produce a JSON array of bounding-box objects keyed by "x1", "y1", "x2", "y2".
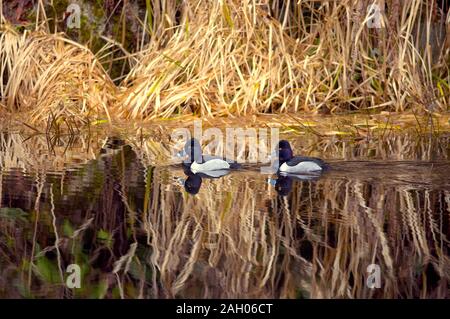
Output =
[
  {"x1": 275, "y1": 140, "x2": 326, "y2": 174},
  {"x1": 178, "y1": 138, "x2": 240, "y2": 174}
]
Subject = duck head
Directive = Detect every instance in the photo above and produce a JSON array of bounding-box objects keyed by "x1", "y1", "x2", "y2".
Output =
[{"x1": 277, "y1": 140, "x2": 293, "y2": 163}]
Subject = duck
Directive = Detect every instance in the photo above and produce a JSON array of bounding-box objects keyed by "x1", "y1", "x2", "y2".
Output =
[
  {"x1": 275, "y1": 140, "x2": 326, "y2": 174},
  {"x1": 177, "y1": 138, "x2": 240, "y2": 174}
]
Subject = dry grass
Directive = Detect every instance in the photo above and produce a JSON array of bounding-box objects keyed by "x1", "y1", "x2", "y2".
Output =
[
  {"x1": 0, "y1": 0, "x2": 449, "y2": 124},
  {"x1": 0, "y1": 24, "x2": 117, "y2": 125},
  {"x1": 119, "y1": 0, "x2": 305, "y2": 118},
  {"x1": 119, "y1": 0, "x2": 450, "y2": 119}
]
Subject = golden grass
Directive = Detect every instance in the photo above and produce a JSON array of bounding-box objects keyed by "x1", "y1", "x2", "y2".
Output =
[
  {"x1": 1, "y1": 1, "x2": 449, "y2": 124},
  {"x1": 0, "y1": 24, "x2": 117, "y2": 125},
  {"x1": 119, "y1": 0, "x2": 450, "y2": 119},
  {"x1": 119, "y1": 0, "x2": 305, "y2": 118}
]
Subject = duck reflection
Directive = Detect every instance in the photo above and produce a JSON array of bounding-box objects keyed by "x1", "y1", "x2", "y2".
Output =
[
  {"x1": 181, "y1": 166, "x2": 231, "y2": 195},
  {"x1": 269, "y1": 172, "x2": 323, "y2": 196}
]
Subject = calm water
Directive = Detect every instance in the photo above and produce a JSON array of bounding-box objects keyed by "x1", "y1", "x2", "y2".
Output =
[{"x1": 0, "y1": 132, "x2": 449, "y2": 298}]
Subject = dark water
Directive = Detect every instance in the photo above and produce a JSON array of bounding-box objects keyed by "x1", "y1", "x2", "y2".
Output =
[{"x1": 0, "y1": 133, "x2": 449, "y2": 298}]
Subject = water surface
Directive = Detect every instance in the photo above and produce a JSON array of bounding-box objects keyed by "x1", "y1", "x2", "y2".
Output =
[{"x1": 0, "y1": 131, "x2": 449, "y2": 298}]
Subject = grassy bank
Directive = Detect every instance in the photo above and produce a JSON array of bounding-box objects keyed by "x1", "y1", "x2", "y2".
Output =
[{"x1": 0, "y1": 0, "x2": 449, "y2": 126}]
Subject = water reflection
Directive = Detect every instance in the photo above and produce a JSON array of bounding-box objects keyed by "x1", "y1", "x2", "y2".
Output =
[
  {"x1": 181, "y1": 167, "x2": 232, "y2": 195},
  {"x1": 0, "y1": 133, "x2": 449, "y2": 298},
  {"x1": 269, "y1": 172, "x2": 324, "y2": 196}
]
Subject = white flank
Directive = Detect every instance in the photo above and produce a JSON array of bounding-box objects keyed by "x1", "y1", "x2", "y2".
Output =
[
  {"x1": 190, "y1": 159, "x2": 230, "y2": 173},
  {"x1": 279, "y1": 161, "x2": 322, "y2": 173}
]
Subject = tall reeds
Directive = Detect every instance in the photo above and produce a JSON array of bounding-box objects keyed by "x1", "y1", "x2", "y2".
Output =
[
  {"x1": 120, "y1": 0, "x2": 450, "y2": 119},
  {"x1": 0, "y1": 22, "x2": 117, "y2": 125},
  {"x1": 1, "y1": 0, "x2": 449, "y2": 123}
]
